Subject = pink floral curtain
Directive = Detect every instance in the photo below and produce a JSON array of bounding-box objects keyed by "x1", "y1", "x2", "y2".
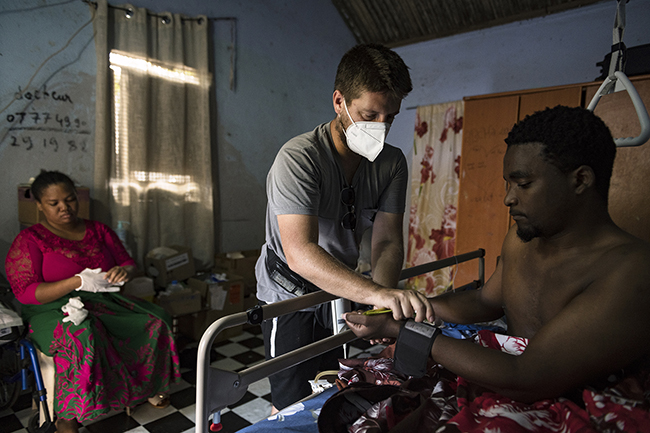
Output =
[{"x1": 405, "y1": 101, "x2": 463, "y2": 296}]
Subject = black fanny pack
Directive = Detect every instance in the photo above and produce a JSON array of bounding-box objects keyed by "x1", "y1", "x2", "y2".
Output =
[{"x1": 265, "y1": 247, "x2": 320, "y2": 296}]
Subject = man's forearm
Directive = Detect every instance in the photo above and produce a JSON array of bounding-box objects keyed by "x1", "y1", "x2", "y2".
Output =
[
  {"x1": 371, "y1": 239, "x2": 404, "y2": 289},
  {"x1": 370, "y1": 211, "x2": 405, "y2": 289},
  {"x1": 432, "y1": 335, "x2": 566, "y2": 403},
  {"x1": 430, "y1": 289, "x2": 504, "y2": 324},
  {"x1": 286, "y1": 242, "x2": 385, "y2": 305}
]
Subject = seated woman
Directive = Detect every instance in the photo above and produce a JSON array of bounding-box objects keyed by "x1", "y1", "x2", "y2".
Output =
[{"x1": 5, "y1": 171, "x2": 180, "y2": 433}]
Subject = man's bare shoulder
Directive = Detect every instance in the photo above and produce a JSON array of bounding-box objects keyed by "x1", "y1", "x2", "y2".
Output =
[
  {"x1": 597, "y1": 230, "x2": 650, "y2": 282},
  {"x1": 499, "y1": 224, "x2": 650, "y2": 317},
  {"x1": 499, "y1": 225, "x2": 528, "y2": 260},
  {"x1": 583, "y1": 232, "x2": 650, "y2": 356}
]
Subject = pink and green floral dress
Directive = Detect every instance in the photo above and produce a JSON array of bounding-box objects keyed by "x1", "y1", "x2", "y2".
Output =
[{"x1": 5, "y1": 220, "x2": 181, "y2": 422}]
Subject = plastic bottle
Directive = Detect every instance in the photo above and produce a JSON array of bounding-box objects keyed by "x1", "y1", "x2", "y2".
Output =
[
  {"x1": 166, "y1": 280, "x2": 184, "y2": 294},
  {"x1": 115, "y1": 221, "x2": 128, "y2": 245},
  {"x1": 115, "y1": 221, "x2": 132, "y2": 255}
]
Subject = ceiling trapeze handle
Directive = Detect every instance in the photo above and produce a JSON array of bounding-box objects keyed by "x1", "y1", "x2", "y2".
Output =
[{"x1": 587, "y1": 71, "x2": 650, "y2": 147}]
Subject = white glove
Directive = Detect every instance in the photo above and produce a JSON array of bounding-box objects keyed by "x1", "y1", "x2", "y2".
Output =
[
  {"x1": 61, "y1": 296, "x2": 88, "y2": 326},
  {"x1": 75, "y1": 268, "x2": 122, "y2": 293}
]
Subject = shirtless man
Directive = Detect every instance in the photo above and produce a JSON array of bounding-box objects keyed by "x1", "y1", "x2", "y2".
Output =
[{"x1": 345, "y1": 105, "x2": 650, "y2": 403}]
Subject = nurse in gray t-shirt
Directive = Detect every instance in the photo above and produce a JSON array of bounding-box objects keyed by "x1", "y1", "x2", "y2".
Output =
[{"x1": 255, "y1": 43, "x2": 434, "y2": 413}]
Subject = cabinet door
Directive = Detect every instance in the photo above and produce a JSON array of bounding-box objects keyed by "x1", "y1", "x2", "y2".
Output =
[
  {"x1": 584, "y1": 76, "x2": 650, "y2": 243},
  {"x1": 519, "y1": 88, "x2": 583, "y2": 119},
  {"x1": 456, "y1": 96, "x2": 518, "y2": 285}
]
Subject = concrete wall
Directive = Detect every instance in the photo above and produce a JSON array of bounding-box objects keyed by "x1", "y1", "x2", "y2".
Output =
[
  {"x1": 2, "y1": 0, "x2": 650, "y2": 275},
  {"x1": 131, "y1": 0, "x2": 356, "y2": 253},
  {"x1": 0, "y1": 0, "x2": 355, "y2": 272},
  {"x1": 389, "y1": 0, "x2": 650, "y2": 166},
  {"x1": 1, "y1": 0, "x2": 98, "y2": 272}
]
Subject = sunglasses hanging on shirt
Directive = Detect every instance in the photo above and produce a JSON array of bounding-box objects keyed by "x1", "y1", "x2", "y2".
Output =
[{"x1": 340, "y1": 186, "x2": 356, "y2": 231}]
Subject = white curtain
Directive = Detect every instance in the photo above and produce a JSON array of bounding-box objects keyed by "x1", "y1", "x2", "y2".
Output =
[
  {"x1": 91, "y1": 1, "x2": 213, "y2": 267},
  {"x1": 405, "y1": 101, "x2": 463, "y2": 296}
]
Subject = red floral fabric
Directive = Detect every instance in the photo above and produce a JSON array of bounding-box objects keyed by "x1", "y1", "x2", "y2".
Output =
[
  {"x1": 406, "y1": 103, "x2": 463, "y2": 296},
  {"x1": 336, "y1": 331, "x2": 650, "y2": 432}
]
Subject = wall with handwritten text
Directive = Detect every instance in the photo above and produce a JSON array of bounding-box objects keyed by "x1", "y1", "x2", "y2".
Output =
[
  {"x1": 4, "y1": 0, "x2": 648, "y2": 277},
  {"x1": 0, "y1": 1, "x2": 97, "y2": 267}
]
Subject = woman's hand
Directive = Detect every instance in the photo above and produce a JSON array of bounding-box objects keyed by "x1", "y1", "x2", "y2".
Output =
[
  {"x1": 344, "y1": 311, "x2": 402, "y2": 341},
  {"x1": 104, "y1": 266, "x2": 134, "y2": 284}
]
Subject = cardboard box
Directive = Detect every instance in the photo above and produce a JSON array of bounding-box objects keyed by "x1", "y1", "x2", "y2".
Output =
[
  {"x1": 243, "y1": 293, "x2": 258, "y2": 311},
  {"x1": 214, "y1": 249, "x2": 260, "y2": 296},
  {"x1": 187, "y1": 273, "x2": 244, "y2": 310},
  {"x1": 181, "y1": 272, "x2": 245, "y2": 341},
  {"x1": 156, "y1": 287, "x2": 202, "y2": 316},
  {"x1": 18, "y1": 184, "x2": 90, "y2": 225},
  {"x1": 178, "y1": 309, "x2": 243, "y2": 342},
  {"x1": 145, "y1": 246, "x2": 195, "y2": 288},
  {"x1": 122, "y1": 277, "x2": 156, "y2": 303}
]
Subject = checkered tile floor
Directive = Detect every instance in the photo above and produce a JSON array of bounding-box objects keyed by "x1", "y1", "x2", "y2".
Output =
[{"x1": 1, "y1": 325, "x2": 385, "y2": 433}]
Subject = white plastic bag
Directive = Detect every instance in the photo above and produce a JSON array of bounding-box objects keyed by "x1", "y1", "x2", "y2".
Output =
[{"x1": 0, "y1": 303, "x2": 23, "y2": 329}]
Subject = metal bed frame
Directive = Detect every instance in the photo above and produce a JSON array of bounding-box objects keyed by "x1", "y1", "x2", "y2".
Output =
[{"x1": 195, "y1": 248, "x2": 485, "y2": 432}]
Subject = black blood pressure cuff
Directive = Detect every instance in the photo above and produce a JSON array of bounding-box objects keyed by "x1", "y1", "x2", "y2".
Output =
[{"x1": 394, "y1": 319, "x2": 440, "y2": 377}]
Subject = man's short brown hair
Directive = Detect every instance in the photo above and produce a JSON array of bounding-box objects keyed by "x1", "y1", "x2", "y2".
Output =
[{"x1": 334, "y1": 43, "x2": 412, "y2": 102}]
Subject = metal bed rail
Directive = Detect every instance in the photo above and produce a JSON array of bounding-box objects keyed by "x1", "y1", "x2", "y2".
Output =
[{"x1": 195, "y1": 248, "x2": 485, "y2": 432}]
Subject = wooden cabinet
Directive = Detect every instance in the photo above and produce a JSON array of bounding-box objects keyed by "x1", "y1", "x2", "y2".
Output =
[
  {"x1": 455, "y1": 85, "x2": 583, "y2": 285},
  {"x1": 455, "y1": 95, "x2": 517, "y2": 285},
  {"x1": 455, "y1": 75, "x2": 650, "y2": 286},
  {"x1": 585, "y1": 75, "x2": 650, "y2": 244}
]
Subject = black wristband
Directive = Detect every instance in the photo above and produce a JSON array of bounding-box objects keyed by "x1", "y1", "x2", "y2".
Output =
[{"x1": 394, "y1": 319, "x2": 440, "y2": 377}]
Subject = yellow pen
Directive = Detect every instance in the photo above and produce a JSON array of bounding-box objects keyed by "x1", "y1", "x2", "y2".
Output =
[{"x1": 362, "y1": 308, "x2": 392, "y2": 316}]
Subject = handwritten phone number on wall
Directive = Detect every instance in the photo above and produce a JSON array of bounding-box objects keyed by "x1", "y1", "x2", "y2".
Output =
[
  {"x1": 9, "y1": 135, "x2": 87, "y2": 152},
  {"x1": 6, "y1": 112, "x2": 87, "y2": 129},
  {"x1": 5, "y1": 111, "x2": 90, "y2": 153}
]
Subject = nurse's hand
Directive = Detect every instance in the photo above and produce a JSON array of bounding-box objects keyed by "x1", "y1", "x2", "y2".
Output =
[{"x1": 371, "y1": 288, "x2": 435, "y2": 323}]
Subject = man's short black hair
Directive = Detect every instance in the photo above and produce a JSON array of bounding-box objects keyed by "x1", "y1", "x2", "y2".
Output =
[
  {"x1": 505, "y1": 105, "x2": 616, "y2": 201},
  {"x1": 334, "y1": 43, "x2": 412, "y2": 102}
]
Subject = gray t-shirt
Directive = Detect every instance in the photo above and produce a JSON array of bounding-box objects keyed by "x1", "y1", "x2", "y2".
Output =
[{"x1": 255, "y1": 121, "x2": 408, "y2": 304}]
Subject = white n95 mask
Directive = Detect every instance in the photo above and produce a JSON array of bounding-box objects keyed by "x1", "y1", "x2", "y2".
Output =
[{"x1": 342, "y1": 101, "x2": 390, "y2": 162}]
